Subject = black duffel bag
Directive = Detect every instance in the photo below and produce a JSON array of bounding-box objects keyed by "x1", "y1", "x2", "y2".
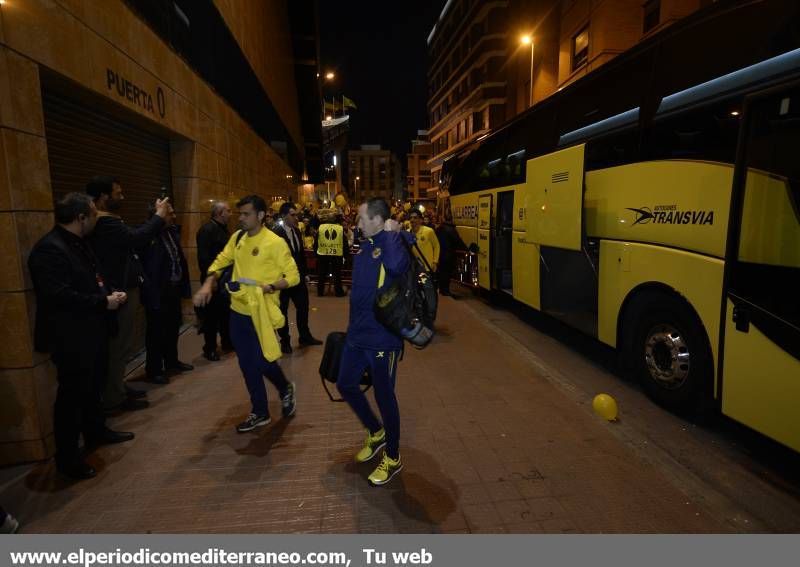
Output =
[{"x1": 319, "y1": 332, "x2": 371, "y2": 402}]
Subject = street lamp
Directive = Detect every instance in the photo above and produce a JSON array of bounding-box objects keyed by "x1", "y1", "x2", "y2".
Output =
[
  {"x1": 520, "y1": 35, "x2": 534, "y2": 107},
  {"x1": 325, "y1": 71, "x2": 335, "y2": 80},
  {"x1": 355, "y1": 176, "x2": 360, "y2": 195}
]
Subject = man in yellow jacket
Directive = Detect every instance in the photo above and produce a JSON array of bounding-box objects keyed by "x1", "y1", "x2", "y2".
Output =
[
  {"x1": 194, "y1": 195, "x2": 300, "y2": 433},
  {"x1": 408, "y1": 209, "x2": 440, "y2": 271}
]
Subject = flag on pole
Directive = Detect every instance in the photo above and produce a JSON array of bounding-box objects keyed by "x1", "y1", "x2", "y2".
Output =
[{"x1": 343, "y1": 95, "x2": 358, "y2": 110}]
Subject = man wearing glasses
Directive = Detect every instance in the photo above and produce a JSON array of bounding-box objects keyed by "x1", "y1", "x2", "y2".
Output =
[{"x1": 273, "y1": 203, "x2": 322, "y2": 353}]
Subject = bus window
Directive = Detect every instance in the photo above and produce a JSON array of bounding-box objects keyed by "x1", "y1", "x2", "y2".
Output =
[
  {"x1": 585, "y1": 127, "x2": 640, "y2": 170},
  {"x1": 646, "y1": 98, "x2": 741, "y2": 164},
  {"x1": 507, "y1": 149, "x2": 526, "y2": 183}
]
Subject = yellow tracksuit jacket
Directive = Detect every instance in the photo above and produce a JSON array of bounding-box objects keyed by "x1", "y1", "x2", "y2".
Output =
[{"x1": 208, "y1": 228, "x2": 300, "y2": 361}]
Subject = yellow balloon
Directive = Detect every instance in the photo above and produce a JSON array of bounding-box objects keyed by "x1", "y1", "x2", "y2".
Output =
[
  {"x1": 334, "y1": 194, "x2": 347, "y2": 207},
  {"x1": 592, "y1": 393, "x2": 618, "y2": 421},
  {"x1": 403, "y1": 202, "x2": 411, "y2": 212}
]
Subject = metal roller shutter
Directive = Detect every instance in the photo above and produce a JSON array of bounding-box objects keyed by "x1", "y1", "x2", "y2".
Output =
[
  {"x1": 43, "y1": 89, "x2": 173, "y2": 363},
  {"x1": 42, "y1": 89, "x2": 172, "y2": 224}
]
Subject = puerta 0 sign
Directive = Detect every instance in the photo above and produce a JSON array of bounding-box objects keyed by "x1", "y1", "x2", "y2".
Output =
[{"x1": 106, "y1": 68, "x2": 166, "y2": 119}]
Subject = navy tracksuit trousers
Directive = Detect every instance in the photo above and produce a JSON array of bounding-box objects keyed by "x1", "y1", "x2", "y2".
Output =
[
  {"x1": 230, "y1": 311, "x2": 289, "y2": 417},
  {"x1": 336, "y1": 343, "x2": 401, "y2": 459}
]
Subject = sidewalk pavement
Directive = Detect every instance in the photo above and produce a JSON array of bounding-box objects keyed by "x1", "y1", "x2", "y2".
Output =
[{"x1": 0, "y1": 290, "x2": 728, "y2": 533}]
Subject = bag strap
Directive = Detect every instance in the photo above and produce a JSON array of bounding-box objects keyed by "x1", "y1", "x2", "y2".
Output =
[
  {"x1": 401, "y1": 235, "x2": 434, "y2": 274},
  {"x1": 225, "y1": 230, "x2": 246, "y2": 270},
  {"x1": 320, "y1": 374, "x2": 372, "y2": 402}
]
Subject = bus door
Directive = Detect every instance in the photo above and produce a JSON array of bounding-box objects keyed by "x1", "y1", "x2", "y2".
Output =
[
  {"x1": 722, "y1": 83, "x2": 800, "y2": 452},
  {"x1": 496, "y1": 190, "x2": 515, "y2": 293},
  {"x1": 477, "y1": 194, "x2": 493, "y2": 289},
  {"x1": 525, "y1": 144, "x2": 597, "y2": 335}
]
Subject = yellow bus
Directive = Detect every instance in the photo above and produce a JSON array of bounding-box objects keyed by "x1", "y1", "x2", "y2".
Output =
[{"x1": 445, "y1": 0, "x2": 800, "y2": 452}]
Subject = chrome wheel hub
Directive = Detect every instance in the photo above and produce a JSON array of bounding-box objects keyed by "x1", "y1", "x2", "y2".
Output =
[{"x1": 644, "y1": 324, "x2": 690, "y2": 390}]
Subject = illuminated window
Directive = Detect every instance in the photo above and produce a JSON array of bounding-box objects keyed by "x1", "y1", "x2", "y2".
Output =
[{"x1": 572, "y1": 26, "x2": 589, "y2": 71}]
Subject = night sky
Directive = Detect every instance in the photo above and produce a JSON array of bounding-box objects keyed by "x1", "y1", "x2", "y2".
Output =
[{"x1": 319, "y1": 1, "x2": 446, "y2": 164}]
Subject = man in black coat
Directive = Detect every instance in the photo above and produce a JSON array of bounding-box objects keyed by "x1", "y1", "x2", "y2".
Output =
[
  {"x1": 86, "y1": 176, "x2": 171, "y2": 411},
  {"x1": 28, "y1": 193, "x2": 134, "y2": 480},
  {"x1": 195, "y1": 201, "x2": 232, "y2": 360},
  {"x1": 435, "y1": 211, "x2": 467, "y2": 297},
  {"x1": 140, "y1": 207, "x2": 192, "y2": 384},
  {"x1": 273, "y1": 202, "x2": 322, "y2": 354}
]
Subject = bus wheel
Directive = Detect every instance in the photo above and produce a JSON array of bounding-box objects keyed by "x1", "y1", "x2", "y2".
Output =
[{"x1": 624, "y1": 292, "x2": 712, "y2": 413}]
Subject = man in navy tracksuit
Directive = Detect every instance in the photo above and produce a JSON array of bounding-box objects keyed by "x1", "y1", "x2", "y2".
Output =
[{"x1": 337, "y1": 198, "x2": 411, "y2": 486}]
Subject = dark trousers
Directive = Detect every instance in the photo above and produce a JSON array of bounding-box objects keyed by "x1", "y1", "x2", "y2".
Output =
[
  {"x1": 51, "y1": 344, "x2": 107, "y2": 467},
  {"x1": 203, "y1": 291, "x2": 232, "y2": 353},
  {"x1": 317, "y1": 255, "x2": 344, "y2": 296},
  {"x1": 438, "y1": 259, "x2": 456, "y2": 295},
  {"x1": 145, "y1": 285, "x2": 182, "y2": 377},
  {"x1": 230, "y1": 311, "x2": 290, "y2": 417},
  {"x1": 278, "y1": 280, "x2": 312, "y2": 343},
  {"x1": 337, "y1": 344, "x2": 401, "y2": 459}
]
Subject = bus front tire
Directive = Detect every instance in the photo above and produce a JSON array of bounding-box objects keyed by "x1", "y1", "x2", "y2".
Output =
[{"x1": 623, "y1": 291, "x2": 713, "y2": 414}]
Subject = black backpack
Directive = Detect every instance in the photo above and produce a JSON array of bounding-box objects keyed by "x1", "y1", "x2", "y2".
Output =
[
  {"x1": 374, "y1": 239, "x2": 438, "y2": 349},
  {"x1": 319, "y1": 332, "x2": 371, "y2": 402}
]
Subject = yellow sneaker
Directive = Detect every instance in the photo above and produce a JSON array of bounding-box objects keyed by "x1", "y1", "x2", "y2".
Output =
[
  {"x1": 355, "y1": 428, "x2": 386, "y2": 463},
  {"x1": 368, "y1": 452, "x2": 402, "y2": 486}
]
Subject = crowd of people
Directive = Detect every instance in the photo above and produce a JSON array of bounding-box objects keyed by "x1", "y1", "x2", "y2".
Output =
[
  {"x1": 257, "y1": 200, "x2": 467, "y2": 299},
  {"x1": 27, "y1": 178, "x2": 198, "y2": 481},
  {"x1": 23, "y1": 178, "x2": 468, "y2": 499}
]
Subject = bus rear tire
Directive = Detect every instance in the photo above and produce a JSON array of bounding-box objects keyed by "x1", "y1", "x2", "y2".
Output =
[{"x1": 623, "y1": 291, "x2": 713, "y2": 413}]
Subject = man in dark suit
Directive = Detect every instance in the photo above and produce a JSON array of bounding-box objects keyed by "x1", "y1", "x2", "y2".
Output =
[
  {"x1": 28, "y1": 193, "x2": 134, "y2": 480},
  {"x1": 273, "y1": 202, "x2": 322, "y2": 354},
  {"x1": 86, "y1": 176, "x2": 171, "y2": 412},
  {"x1": 141, "y1": 206, "x2": 193, "y2": 384},
  {"x1": 196, "y1": 201, "x2": 232, "y2": 360}
]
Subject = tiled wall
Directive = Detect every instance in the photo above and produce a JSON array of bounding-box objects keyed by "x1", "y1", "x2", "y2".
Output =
[{"x1": 0, "y1": 0, "x2": 303, "y2": 465}]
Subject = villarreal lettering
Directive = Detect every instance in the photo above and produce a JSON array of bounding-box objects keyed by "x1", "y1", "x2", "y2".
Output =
[{"x1": 453, "y1": 205, "x2": 477, "y2": 220}]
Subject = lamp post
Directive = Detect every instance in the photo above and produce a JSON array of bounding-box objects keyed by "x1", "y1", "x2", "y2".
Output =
[
  {"x1": 355, "y1": 176, "x2": 360, "y2": 197},
  {"x1": 321, "y1": 71, "x2": 336, "y2": 117},
  {"x1": 520, "y1": 35, "x2": 534, "y2": 107}
]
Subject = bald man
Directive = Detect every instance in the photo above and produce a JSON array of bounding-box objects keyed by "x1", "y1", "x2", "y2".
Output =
[{"x1": 196, "y1": 201, "x2": 233, "y2": 360}]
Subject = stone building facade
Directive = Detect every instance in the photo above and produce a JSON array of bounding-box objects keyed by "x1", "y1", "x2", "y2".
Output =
[{"x1": 0, "y1": 0, "x2": 321, "y2": 465}]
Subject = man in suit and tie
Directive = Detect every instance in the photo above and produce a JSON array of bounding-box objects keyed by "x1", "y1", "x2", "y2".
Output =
[{"x1": 273, "y1": 203, "x2": 322, "y2": 354}]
